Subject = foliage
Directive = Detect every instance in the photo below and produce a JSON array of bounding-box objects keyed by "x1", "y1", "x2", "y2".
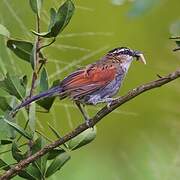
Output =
[
  {"x1": 0, "y1": 1, "x2": 96, "y2": 179},
  {"x1": 0, "y1": 0, "x2": 179, "y2": 179}
]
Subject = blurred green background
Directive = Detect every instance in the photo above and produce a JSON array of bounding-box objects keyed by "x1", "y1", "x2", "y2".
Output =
[{"x1": 0, "y1": 0, "x2": 180, "y2": 179}]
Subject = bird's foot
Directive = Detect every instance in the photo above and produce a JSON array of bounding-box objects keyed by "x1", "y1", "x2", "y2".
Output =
[
  {"x1": 106, "y1": 98, "x2": 119, "y2": 109},
  {"x1": 107, "y1": 102, "x2": 112, "y2": 109},
  {"x1": 96, "y1": 98, "x2": 114, "y2": 108},
  {"x1": 85, "y1": 119, "x2": 92, "y2": 128}
]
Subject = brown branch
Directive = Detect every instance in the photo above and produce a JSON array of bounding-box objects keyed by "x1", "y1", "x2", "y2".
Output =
[
  {"x1": 169, "y1": 36, "x2": 180, "y2": 39},
  {"x1": 1, "y1": 69, "x2": 180, "y2": 179},
  {"x1": 29, "y1": 14, "x2": 41, "y2": 98},
  {"x1": 26, "y1": 14, "x2": 41, "y2": 157},
  {"x1": 173, "y1": 47, "x2": 180, "y2": 51}
]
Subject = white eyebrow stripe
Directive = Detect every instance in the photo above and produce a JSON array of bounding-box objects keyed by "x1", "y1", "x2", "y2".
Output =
[{"x1": 112, "y1": 48, "x2": 130, "y2": 54}]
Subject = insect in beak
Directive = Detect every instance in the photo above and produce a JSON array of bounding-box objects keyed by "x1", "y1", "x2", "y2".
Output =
[
  {"x1": 138, "y1": 54, "x2": 146, "y2": 64},
  {"x1": 133, "y1": 51, "x2": 146, "y2": 64}
]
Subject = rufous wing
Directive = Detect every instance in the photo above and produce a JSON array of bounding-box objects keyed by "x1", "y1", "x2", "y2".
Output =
[{"x1": 61, "y1": 65, "x2": 117, "y2": 99}]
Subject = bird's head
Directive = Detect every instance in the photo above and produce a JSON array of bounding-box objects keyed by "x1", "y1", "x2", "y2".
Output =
[{"x1": 107, "y1": 47, "x2": 146, "y2": 69}]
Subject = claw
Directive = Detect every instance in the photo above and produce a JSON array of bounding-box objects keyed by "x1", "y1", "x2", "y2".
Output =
[
  {"x1": 107, "y1": 101, "x2": 112, "y2": 109},
  {"x1": 85, "y1": 119, "x2": 91, "y2": 128}
]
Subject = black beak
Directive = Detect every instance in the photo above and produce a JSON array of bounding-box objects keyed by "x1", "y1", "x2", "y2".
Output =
[{"x1": 133, "y1": 50, "x2": 146, "y2": 64}]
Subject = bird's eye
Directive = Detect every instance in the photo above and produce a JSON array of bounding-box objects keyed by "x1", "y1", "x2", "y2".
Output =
[{"x1": 120, "y1": 49, "x2": 130, "y2": 55}]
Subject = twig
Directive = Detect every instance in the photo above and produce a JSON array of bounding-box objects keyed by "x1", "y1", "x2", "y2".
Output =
[
  {"x1": 1, "y1": 69, "x2": 180, "y2": 179},
  {"x1": 37, "y1": 38, "x2": 56, "y2": 52},
  {"x1": 173, "y1": 47, "x2": 180, "y2": 51},
  {"x1": 27, "y1": 14, "x2": 41, "y2": 157},
  {"x1": 156, "y1": 74, "x2": 162, "y2": 78},
  {"x1": 169, "y1": 36, "x2": 180, "y2": 39},
  {"x1": 29, "y1": 15, "x2": 41, "y2": 98}
]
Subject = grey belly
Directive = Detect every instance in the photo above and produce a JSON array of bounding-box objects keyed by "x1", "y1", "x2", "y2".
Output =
[{"x1": 83, "y1": 73, "x2": 124, "y2": 105}]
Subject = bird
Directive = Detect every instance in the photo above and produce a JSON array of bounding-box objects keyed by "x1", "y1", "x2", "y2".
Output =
[{"x1": 13, "y1": 47, "x2": 146, "y2": 123}]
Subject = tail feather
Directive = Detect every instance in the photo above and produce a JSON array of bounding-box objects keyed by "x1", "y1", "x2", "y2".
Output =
[{"x1": 14, "y1": 86, "x2": 62, "y2": 111}]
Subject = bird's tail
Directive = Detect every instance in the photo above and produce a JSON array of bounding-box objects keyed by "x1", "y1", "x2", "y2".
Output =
[{"x1": 13, "y1": 86, "x2": 62, "y2": 112}]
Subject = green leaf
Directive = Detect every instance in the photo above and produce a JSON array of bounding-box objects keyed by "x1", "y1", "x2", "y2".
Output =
[
  {"x1": 18, "y1": 169, "x2": 37, "y2": 180},
  {"x1": 31, "y1": 31, "x2": 48, "y2": 37},
  {"x1": 36, "y1": 79, "x2": 60, "y2": 111},
  {"x1": 48, "y1": 124, "x2": 68, "y2": 149},
  {"x1": 7, "y1": 40, "x2": 33, "y2": 63},
  {"x1": 20, "y1": 75, "x2": 28, "y2": 90},
  {"x1": 47, "y1": 148, "x2": 66, "y2": 160},
  {"x1": 32, "y1": 0, "x2": 75, "y2": 38},
  {"x1": 19, "y1": 163, "x2": 41, "y2": 179},
  {"x1": 0, "y1": 159, "x2": 10, "y2": 171},
  {"x1": 45, "y1": 153, "x2": 70, "y2": 177},
  {"x1": 68, "y1": 127, "x2": 97, "y2": 150},
  {"x1": 0, "y1": 24, "x2": 10, "y2": 38},
  {"x1": 7, "y1": 39, "x2": 44, "y2": 65},
  {"x1": 31, "y1": 137, "x2": 48, "y2": 175},
  {"x1": 29, "y1": 103, "x2": 36, "y2": 135},
  {"x1": 12, "y1": 141, "x2": 25, "y2": 162},
  {"x1": 176, "y1": 41, "x2": 180, "y2": 47},
  {"x1": 3, "y1": 118, "x2": 32, "y2": 140},
  {"x1": 48, "y1": 8, "x2": 57, "y2": 31},
  {"x1": 29, "y1": 0, "x2": 43, "y2": 17},
  {"x1": 0, "y1": 96, "x2": 12, "y2": 112},
  {"x1": 20, "y1": 75, "x2": 28, "y2": 86},
  {"x1": 0, "y1": 116, "x2": 15, "y2": 140},
  {"x1": 0, "y1": 73, "x2": 26, "y2": 100},
  {"x1": 36, "y1": 96, "x2": 55, "y2": 111},
  {"x1": 40, "y1": 67, "x2": 49, "y2": 92},
  {"x1": 48, "y1": 124, "x2": 61, "y2": 138},
  {"x1": 0, "y1": 56, "x2": 7, "y2": 75},
  {"x1": 0, "y1": 139, "x2": 12, "y2": 145}
]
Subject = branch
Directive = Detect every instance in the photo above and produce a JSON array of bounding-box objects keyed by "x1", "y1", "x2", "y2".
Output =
[
  {"x1": 1, "y1": 69, "x2": 180, "y2": 179},
  {"x1": 26, "y1": 14, "x2": 41, "y2": 157},
  {"x1": 173, "y1": 47, "x2": 180, "y2": 51},
  {"x1": 29, "y1": 14, "x2": 41, "y2": 98}
]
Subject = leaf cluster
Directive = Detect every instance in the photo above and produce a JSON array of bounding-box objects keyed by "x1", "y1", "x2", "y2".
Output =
[{"x1": 0, "y1": 0, "x2": 97, "y2": 179}]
